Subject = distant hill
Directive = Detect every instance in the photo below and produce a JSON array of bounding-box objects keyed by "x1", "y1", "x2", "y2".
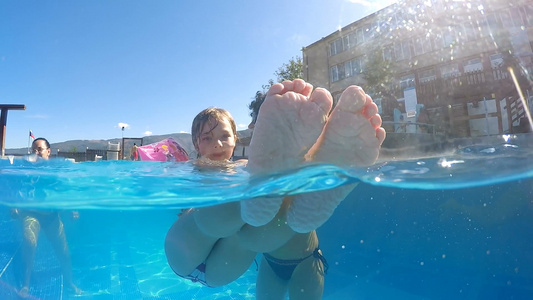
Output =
[{"x1": 6, "y1": 130, "x2": 252, "y2": 156}]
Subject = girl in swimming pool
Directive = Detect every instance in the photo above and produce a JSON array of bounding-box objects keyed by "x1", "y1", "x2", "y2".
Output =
[
  {"x1": 164, "y1": 107, "x2": 256, "y2": 287},
  {"x1": 165, "y1": 105, "x2": 327, "y2": 295}
]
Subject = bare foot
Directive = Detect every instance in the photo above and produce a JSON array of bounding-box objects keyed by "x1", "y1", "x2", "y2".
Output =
[
  {"x1": 287, "y1": 86, "x2": 386, "y2": 233},
  {"x1": 241, "y1": 79, "x2": 333, "y2": 226}
]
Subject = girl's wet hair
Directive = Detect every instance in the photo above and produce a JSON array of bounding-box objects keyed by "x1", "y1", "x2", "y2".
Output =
[{"x1": 191, "y1": 107, "x2": 237, "y2": 153}]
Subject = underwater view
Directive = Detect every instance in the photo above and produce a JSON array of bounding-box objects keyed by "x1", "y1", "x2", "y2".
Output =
[{"x1": 1, "y1": 0, "x2": 533, "y2": 299}]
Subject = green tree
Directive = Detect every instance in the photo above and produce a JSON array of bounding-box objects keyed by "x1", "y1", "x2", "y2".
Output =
[
  {"x1": 274, "y1": 56, "x2": 303, "y2": 83},
  {"x1": 361, "y1": 52, "x2": 398, "y2": 116},
  {"x1": 248, "y1": 56, "x2": 303, "y2": 120}
]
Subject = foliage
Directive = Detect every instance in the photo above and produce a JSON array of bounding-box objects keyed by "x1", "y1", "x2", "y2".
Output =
[
  {"x1": 361, "y1": 53, "x2": 396, "y2": 99},
  {"x1": 274, "y1": 56, "x2": 303, "y2": 83},
  {"x1": 248, "y1": 56, "x2": 303, "y2": 119},
  {"x1": 361, "y1": 53, "x2": 398, "y2": 115}
]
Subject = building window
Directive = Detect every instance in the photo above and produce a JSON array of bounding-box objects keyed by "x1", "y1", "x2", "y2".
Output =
[
  {"x1": 413, "y1": 35, "x2": 432, "y2": 56},
  {"x1": 395, "y1": 41, "x2": 411, "y2": 61},
  {"x1": 351, "y1": 56, "x2": 364, "y2": 74},
  {"x1": 423, "y1": 34, "x2": 433, "y2": 53},
  {"x1": 344, "y1": 61, "x2": 352, "y2": 78},
  {"x1": 383, "y1": 44, "x2": 394, "y2": 61},
  {"x1": 329, "y1": 38, "x2": 344, "y2": 56},
  {"x1": 342, "y1": 35, "x2": 351, "y2": 50},
  {"x1": 499, "y1": 10, "x2": 512, "y2": 28},
  {"x1": 330, "y1": 56, "x2": 366, "y2": 83},
  {"x1": 504, "y1": 7, "x2": 526, "y2": 28},
  {"x1": 462, "y1": 21, "x2": 477, "y2": 41},
  {"x1": 378, "y1": 19, "x2": 390, "y2": 35},
  {"x1": 330, "y1": 30, "x2": 368, "y2": 56},
  {"x1": 393, "y1": 11, "x2": 404, "y2": 30},
  {"x1": 441, "y1": 63, "x2": 460, "y2": 78},
  {"x1": 331, "y1": 65, "x2": 339, "y2": 82},
  {"x1": 363, "y1": 23, "x2": 374, "y2": 41},
  {"x1": 478, "y1": 16, "x2": 491, "y2": 38},
  {"x1": 413, "y1": 37, "x2": 424, "y2": 56},
  {"x1": 433, "y1": 30, "x2": 444, "y2": 49},
  {"x1": 442, "y1": 25, "x2": 460, "y2": 47},
  {"x1": 338, "y1": 63, "x2": 346, "y2": 80},
  {"x1": 419, "y1": 69, "x2": 436, "y2": 83},
  {"x1": 355, "y1": 28, "x2": 364, "y2": 45},
  {"x1": 348, "y1": 31, "x2": 358, "y2": 47},
  {"x1": 331, "y1": 62, "x2": 348, "y2": 82},
  {"x1": 464, "y1": 57, "x2": 483, "y2": 73},
  {"x1": 372, "y1": 22, "x2": 380, "y2": 36},
  {"x1": 490, "y1": 53, "x2": 503, "y2": 68},
  {"x1": 485, "y1": 13, "x2": 499, "y2": 32}
]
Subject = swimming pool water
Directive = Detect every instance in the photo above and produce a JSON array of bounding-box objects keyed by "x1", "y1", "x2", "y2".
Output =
[{"x1": 0, "y1": 134, "x2": 532, "y2": 299}]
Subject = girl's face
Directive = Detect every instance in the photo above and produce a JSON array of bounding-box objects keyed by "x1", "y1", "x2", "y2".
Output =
[{"x1": 197, "y1": 118, "x2": 236, "y2": 161}]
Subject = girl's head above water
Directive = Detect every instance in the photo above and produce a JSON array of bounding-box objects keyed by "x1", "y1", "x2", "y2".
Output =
[{"x1": 191, "y1": 107, "x2": 237, "y2": 161}]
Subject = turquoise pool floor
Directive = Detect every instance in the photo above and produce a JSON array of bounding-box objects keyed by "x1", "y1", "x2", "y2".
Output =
[
  {"x1": 2, "y1": 206, "x2": 533, "y2": 300},
  {"x1": 0, "y1": 209, "x2": 256, "y2": 300}
]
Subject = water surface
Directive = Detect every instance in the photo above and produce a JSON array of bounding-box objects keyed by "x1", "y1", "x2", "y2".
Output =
[{"x1": 0, "y1": 134, "x2": 532, "y2": 299}]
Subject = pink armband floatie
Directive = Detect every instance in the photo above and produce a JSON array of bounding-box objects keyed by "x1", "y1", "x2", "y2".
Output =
[{"x1": 137, "y1": 138, "x2": 189, "y2": 162}]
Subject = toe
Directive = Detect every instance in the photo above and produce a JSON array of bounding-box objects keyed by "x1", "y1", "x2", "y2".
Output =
[
  {"x1": 377, "y1": 127, "x2": 386, "y2": 145},
  {"x1": 267, "y1": 83, "x2": 285, "y2": 96},
  {"x1": 292, "y1": 79, "x2": 313, "y2": 98},
  {"x1": 363, "y1": 96, "x2": 379, "y2": 118},
  {"x1": 281, "y1": 80, "x2": 294, "y2": 93},
  {"x1": 336, "y1": 86, "x2": 366, "y2": 113},
  {"x1": 302, "y1": 82, "x2": 314, "y2": 97},
  {"x1": 309, "y1": 88, "x2": 333, "y2": 115},
  {"x1": 363, "y1": 103, "x2": 378, "y2": 119},
  {"x1": 292, "y1": 79, "x2": 306, "y2": 93},
  {"x1": 370, "y1": 114, "x2": 382, "y2": 129}
]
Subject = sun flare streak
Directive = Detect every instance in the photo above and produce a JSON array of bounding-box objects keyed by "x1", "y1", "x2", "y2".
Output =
[{"x1": 508, "y1": 67, "x2": 533, "y2": 131}]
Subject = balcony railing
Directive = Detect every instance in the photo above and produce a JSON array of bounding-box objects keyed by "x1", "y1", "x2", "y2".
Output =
[
  {"x1": 382, "y1": 121, "x2": 437, "y2": 135},
  {"x1": 413, "y1": 66, "x2": 529, "y2": 107}
]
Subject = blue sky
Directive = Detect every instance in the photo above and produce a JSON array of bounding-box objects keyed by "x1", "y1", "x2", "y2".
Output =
[{"x1": 1, "y1": 0, "x2": 394, "y2": 149}]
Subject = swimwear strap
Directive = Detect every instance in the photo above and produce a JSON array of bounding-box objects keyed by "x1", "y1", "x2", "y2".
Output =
[
  {"x1": 314, "y1": 247, "x2": 329, "y2": 275},
  {"x1": 264, "y1": 247, "x2": 329, "y2": 274},
  {"x1": 263, "y1": 251, "x2": 313, "y2": 266}
]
